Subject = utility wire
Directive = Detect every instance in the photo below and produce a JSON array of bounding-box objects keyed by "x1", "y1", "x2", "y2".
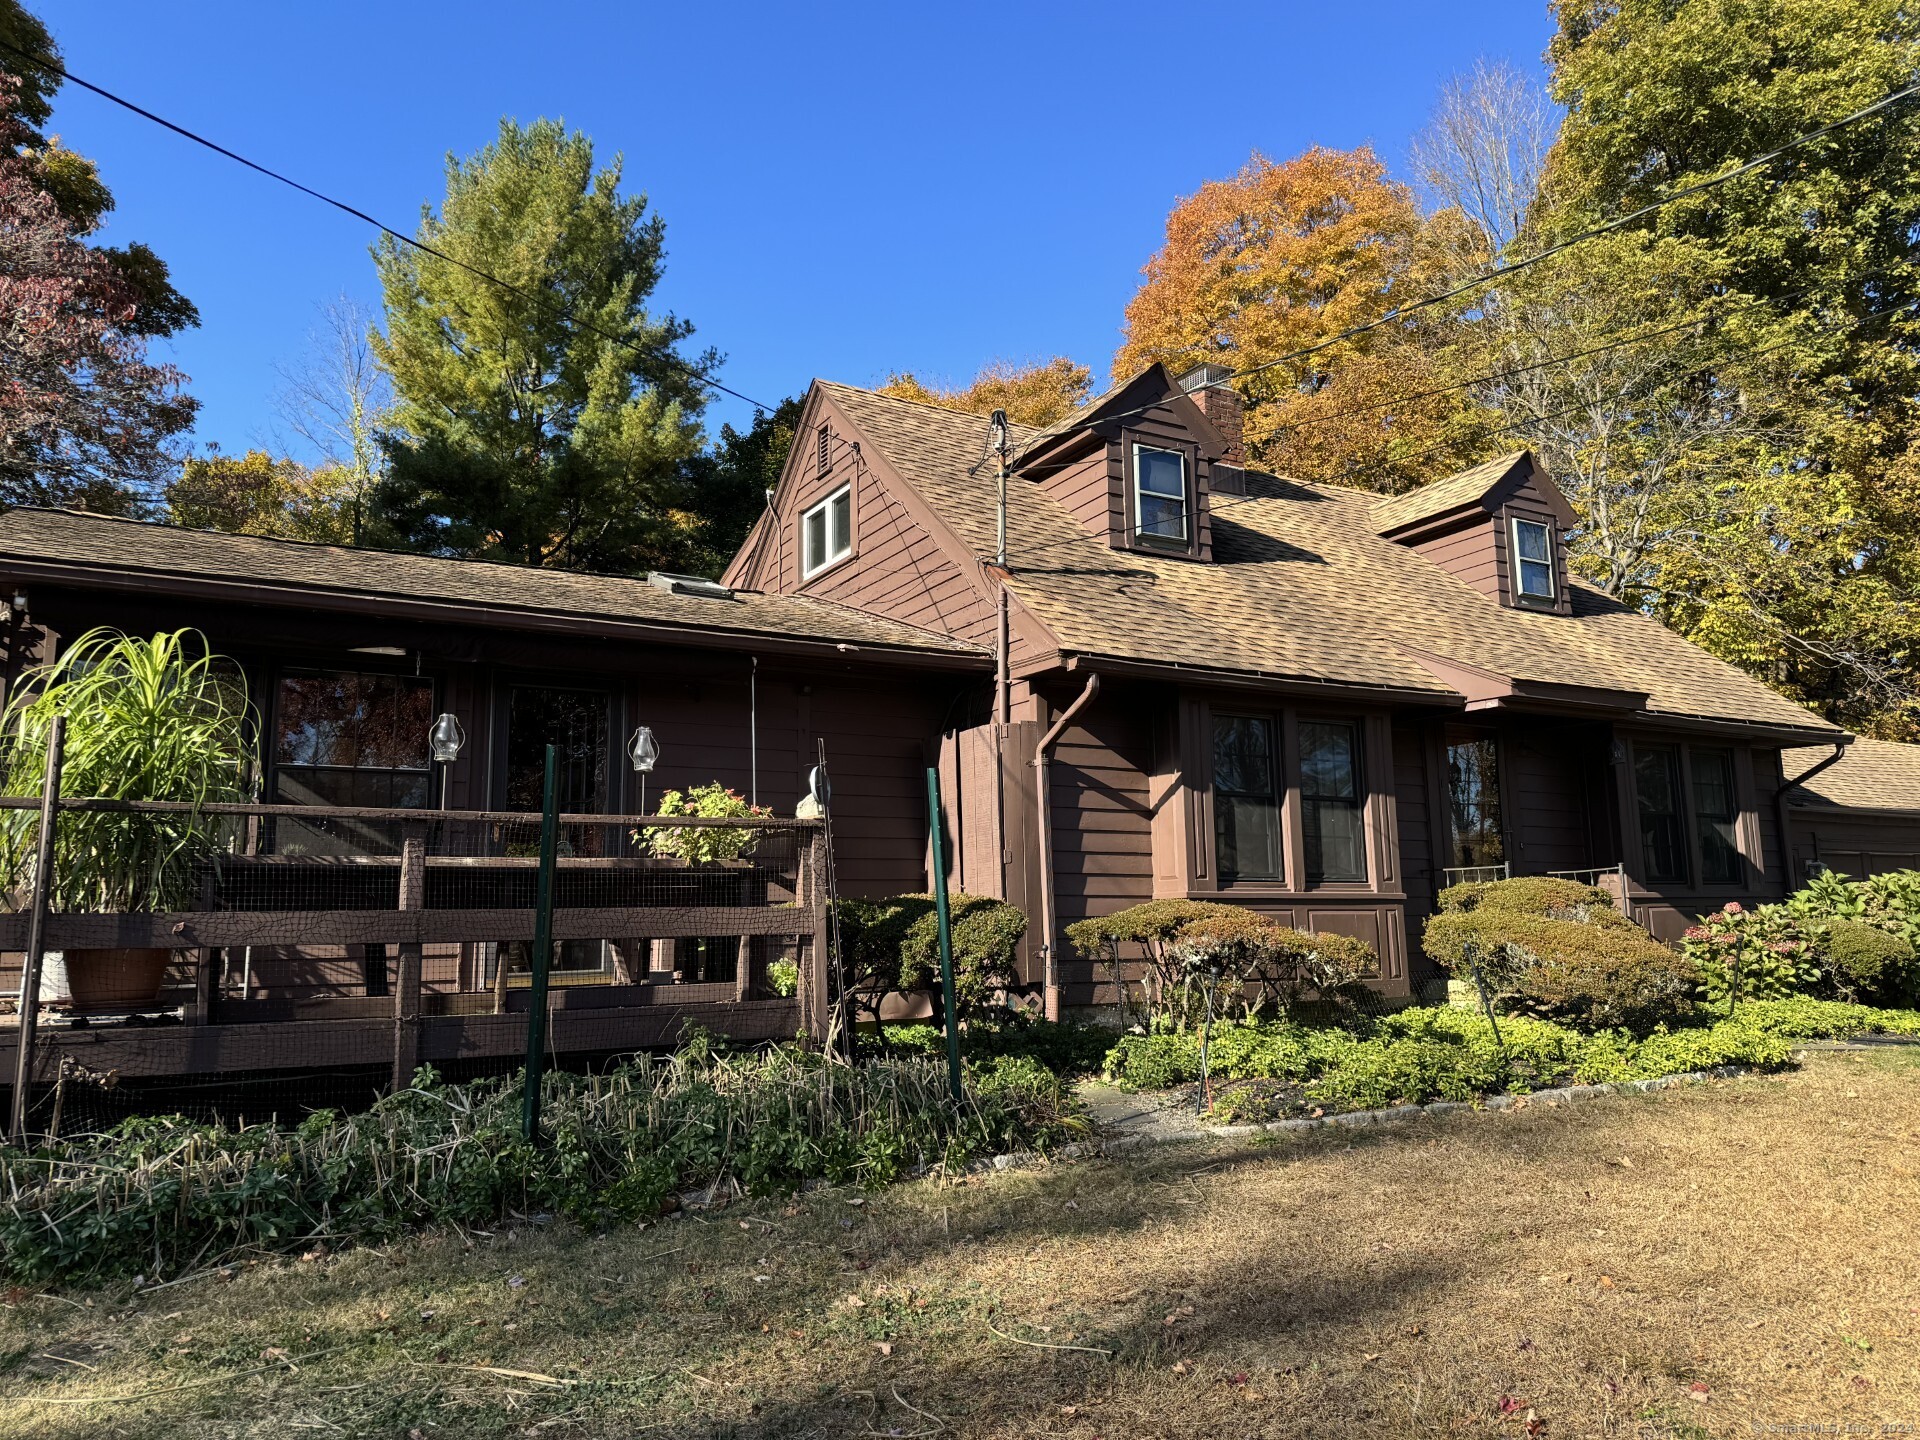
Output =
[
  {"x1": 0, "y1": 36, "x2": 780, "y2": 416},
  {"x1": 1009, "y1": 78, "x2": 1920, "y2": 465}
]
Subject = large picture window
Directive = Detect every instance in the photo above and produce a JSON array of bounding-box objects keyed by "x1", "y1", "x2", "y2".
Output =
[
  {"x1": 1132, "y1": 445, "x2": 1189, "y2": 546},
  {"x1": 1634, "y1": 744, "x2": 1687, "y2": 883},
  {"x1": 801, "y1": 485, "x2": 852, "y2": 577},
  {"x1": 274, "y1": 670, "x2": 435, "y2": 808},
  {"x1": 1212, "y1": 714, "x2": 1281, "y2": 882},
  {"x1": 1445, "y1": 732, "x2": 1504, "y2": 869},
  {"x1": 272, "y1": 669, "x2": 436, "y2": 857},
  {"x1": 1692, "y1": 746, "x2": 1742, "y2": 884},
  {"x1": 1301, "y1": 720, "x2": 1367, "y2": 885}
]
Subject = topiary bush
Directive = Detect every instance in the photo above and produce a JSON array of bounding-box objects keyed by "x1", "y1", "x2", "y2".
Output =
[
  {"x1": 1425, "y1": 876, "x2": 1695, "y2": 1031},
  {"x1": 836, "y1": 893, "x2": 1026, "y2": 1018},
  {"x1": 1065, "y1": 899, "x2": 1244, "y2": 1026},
  {"x1": 1820, "y1": 919, "x2": 1916, "y2": 1005},
  {"x1": 1066, "y1": 900, "x2": 1382, "y2": 1030}
]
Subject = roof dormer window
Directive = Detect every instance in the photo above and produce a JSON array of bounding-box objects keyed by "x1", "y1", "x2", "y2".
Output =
[
  {"x1": 1510, "y1": 517, "x2": 1555, "y2": 602},
  {"x1": 1133, "y1": 444, "x2": 1189, "y2": 547}
]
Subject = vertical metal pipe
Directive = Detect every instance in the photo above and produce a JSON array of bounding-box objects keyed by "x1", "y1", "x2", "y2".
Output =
[
  {"x1": 9, "y1": 713, "x2": 66, "y2": 1142},
  {"x1": 749, "y1": 656, "x2": 759, "y2": 808},
  {"x1": 520, "y1": 743, "x2": 560, "y2": 1142}
]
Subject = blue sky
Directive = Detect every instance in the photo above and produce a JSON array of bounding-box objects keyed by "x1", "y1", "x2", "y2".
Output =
[{"x1": 40, "y1": 1, "x2": 1555, "y2": 457}]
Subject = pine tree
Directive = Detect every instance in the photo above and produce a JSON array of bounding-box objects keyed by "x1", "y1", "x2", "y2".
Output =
[{"x1": 370, "y1": 118, "x2": 709, "y2": 572}]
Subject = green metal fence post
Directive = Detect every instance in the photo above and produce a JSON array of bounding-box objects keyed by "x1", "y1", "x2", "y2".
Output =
[
  {"x1": 924, "y1": 767, "x2": 965, "y2": 1103},
  {"x1": 521, "y1": 744, "x2": 560, "y2": 1142}
]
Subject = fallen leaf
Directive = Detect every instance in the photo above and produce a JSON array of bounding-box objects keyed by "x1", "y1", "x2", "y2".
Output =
[
  {"x1": 1171, "y1": 1359, "x2": 1192, "y2": 1375},
  {"x1": 1688, "y1": 1382, "x2": 1711, "y2": 1403},
  {"x1": 259, "y1": 1347, "x2": 289, "y2": 1362},
  {"x1": 1499, "y1": 1395, "x2": 1525, "y2": 1415},
  {"x1": 1598, "y1": 1275, "x2": 1616, "y2": 1289},
  {"x1": 507, "y1": 1275, "x2": 525, "y2": 1289},
  {"x1": 876, "y1": 1342, "x2": 893, "y2": 1356}
]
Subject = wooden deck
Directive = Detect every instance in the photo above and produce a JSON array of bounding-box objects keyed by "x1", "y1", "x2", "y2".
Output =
[{"x1": 3, "y1": 801, "x2": 834, "y2": 1103}]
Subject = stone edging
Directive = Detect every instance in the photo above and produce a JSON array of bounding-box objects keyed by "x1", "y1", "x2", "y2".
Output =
[{"x1": 1058, "y1": 1064, "x2": 1759, "y2": 1161}]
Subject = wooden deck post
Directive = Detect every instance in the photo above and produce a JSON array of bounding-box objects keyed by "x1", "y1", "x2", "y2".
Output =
[
  {"x1": 391, "y1": 836, "x2": 426, "y2": 1090},
  {"x1": 801, "y1": 829, "x2": 831, "y2": 1043},
  {"x1": 8, "y1": 715, "x2": 65, "y2": 1143}
]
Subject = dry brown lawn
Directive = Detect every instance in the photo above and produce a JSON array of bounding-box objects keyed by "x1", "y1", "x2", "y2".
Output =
[{"x1": 2, "y1": 1048, "x2": 1916, "y2": 1440}]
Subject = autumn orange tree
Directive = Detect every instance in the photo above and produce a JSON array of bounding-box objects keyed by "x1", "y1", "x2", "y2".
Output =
[
  {"x1": 1115, "y1": 146, "x2": 1487, "y2": 491},
  {"x1": 879, "y1": 356, "x2": 1092, "y2": 427}
]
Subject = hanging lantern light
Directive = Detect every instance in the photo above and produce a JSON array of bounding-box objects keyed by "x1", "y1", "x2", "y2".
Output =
[{"x1": 627, "y1": 726, "x2": 659, "y2": 774}]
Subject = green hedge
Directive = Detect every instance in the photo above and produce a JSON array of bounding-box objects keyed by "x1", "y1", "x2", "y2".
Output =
[{"x1": 1102, "y1": 999, "x2": 1920, "y2": 1112}]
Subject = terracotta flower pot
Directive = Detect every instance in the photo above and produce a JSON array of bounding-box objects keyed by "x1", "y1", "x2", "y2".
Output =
[{"x1": 62, "y1": 947, "x2": 175, "y2": 1011}]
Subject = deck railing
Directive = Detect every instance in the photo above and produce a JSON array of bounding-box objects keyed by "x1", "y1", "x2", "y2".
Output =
[
  {"x1": 1440, "y1": 862, "x2": 1511, "y2": 887},
  {"x1": 2, "y1": 798, "x2": 832, "y2": 1091}
]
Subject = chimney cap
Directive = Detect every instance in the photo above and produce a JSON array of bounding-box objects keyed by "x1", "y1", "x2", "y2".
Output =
[{"x1": 1177, "y1": 361, "x2": 1235, "y2": 392}]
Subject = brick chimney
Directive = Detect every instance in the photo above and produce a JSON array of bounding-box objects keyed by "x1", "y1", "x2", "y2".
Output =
[{"x1": 1177, "y1": 362, "x2": 1245, "y2": 468}]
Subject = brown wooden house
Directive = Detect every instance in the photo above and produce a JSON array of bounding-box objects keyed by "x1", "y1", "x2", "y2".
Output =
[
  {"x1": 0, "y1": 510, "x2": 989, "y2": 1050},
  {"x1": 726, "y1": 364, "x2": 1864, "y2": 1010}
]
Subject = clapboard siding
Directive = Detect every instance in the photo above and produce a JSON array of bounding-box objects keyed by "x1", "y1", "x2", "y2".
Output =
[
  {"x1": 1505, "y1": 735, "x2": 1591, "y2": 872},
  {"x1": 1040, "y1": 448, "x2": 1114, "y2": 537},
  {"x1": 1046, "y1": 695, "x2": 1156, "y2": 1004},
  {"x1": 1412, "y1": 520, "x2": 1501, "y2": 600}
]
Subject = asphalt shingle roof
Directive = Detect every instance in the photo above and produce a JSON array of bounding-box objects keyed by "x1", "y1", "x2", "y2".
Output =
[
  {"x1": 1785, "y1": 737, "x2": 1920, "y2": 811},
  {"x1": 0, "y1": 508, "x2": 987, "y2": 658},
  {"x1": 1369, "y1": 451, "x2": 1529, "y2": 534},
  {"x1": 820, "y1": 381, "x2": 1841, "y2": 734}
]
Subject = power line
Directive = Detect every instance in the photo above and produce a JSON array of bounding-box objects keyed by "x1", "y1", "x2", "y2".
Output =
[
  {"x1": 1011, "y1": 78, "x2": 1920, "y2": 465},
  {"x1": 0, "y1": 36, "x2": 781, "y2": 416}
]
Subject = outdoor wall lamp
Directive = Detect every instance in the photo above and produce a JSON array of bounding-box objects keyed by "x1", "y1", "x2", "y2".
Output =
[{"x1": 628, "y1": 725, "x2": 660, "y2": 813}]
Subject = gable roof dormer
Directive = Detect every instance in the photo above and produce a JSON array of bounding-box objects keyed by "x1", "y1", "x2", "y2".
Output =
[
  {"x1": 1013, "y1": 363, "x2": 1240, "y2": 563},
  {"x1": 1373, "y1": 451, "x2": 1578, "y2": 615}
]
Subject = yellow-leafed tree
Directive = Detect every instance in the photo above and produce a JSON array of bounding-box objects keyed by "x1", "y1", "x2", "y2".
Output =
[
  {"x1": 1115, "y1": 146, "x2": 1487, "y2": 491},
  {"x1": 879, "y1": 356, "x2": 1092, "y2": 428}
]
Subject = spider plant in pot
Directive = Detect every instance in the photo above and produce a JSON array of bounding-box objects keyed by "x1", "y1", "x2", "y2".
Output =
[{"x1": 0, "y1": 628, "x2": 253, "y2": 1010}]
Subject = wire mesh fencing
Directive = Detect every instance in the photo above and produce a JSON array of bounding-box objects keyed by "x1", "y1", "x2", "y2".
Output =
[{"x1": 4, "y1": 799, "x2": 829, "y2": 1132}]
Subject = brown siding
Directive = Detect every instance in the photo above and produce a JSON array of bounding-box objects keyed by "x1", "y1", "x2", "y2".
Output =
[
  {"x1": 1392, "y1": 720, "x2": 1440, "y2": 994},
  {"x1": 1045, "y1": 693, "x2": 1156, "y2": 1005},
  {"x1": 1411, "y1": 519, "x2": 1501, "y2": 599},
  {"x1": 1037, "y1": 447, "x2": 1113, "y2": 537},
  {"x1": 1786, "y1": 809, "x2": 1920, "y2": 884},
  {"x1": 775, "y1": 427, "x2": 998, "y2": 649},
  {"x1": 1504, "y1": 733, "x2": 1593, "y2": 873}
]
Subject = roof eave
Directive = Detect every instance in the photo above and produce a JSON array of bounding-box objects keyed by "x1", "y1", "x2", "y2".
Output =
[{"x1": 0, "y1": 555, "x2": 993, "y2": 671}]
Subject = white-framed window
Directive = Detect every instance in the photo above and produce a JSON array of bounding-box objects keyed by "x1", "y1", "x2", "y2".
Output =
[
  {"x1": 1133, "y1": 444, "x2": 1189, "y2": 546},
  {"x1": 1510, "y1": 517, "x2": 1555, "y2": 601},
  {"x1": 801, "y1": 485, "x2": 852, "y2": 578}
]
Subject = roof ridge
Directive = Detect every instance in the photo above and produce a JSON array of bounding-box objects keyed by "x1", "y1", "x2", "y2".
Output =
[{"x1": 819, "y1": 379, "x2": 1046, "y2": 439}]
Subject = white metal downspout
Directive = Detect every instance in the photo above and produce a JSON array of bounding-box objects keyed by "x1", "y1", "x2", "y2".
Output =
[{"x1": 1035, "y1": 673, "x2": 1100, "y2": 1021}]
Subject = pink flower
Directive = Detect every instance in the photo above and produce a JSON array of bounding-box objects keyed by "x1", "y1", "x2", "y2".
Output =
[{"x1": 1722, "y1": 902, "x2": 1744, "y2": 915}]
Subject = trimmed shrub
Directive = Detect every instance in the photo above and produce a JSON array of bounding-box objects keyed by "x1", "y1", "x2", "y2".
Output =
[
  {"x1": 1425, "y1": 886, "x2": 1694, "y2": 1031},
  {"x1": 1436, "y1": 876, "x2": 1614, "y2": 918},
  {"x1": 837, "y1": 893, "x2": 1026, "y2": 1016},
  {"x1": 1821, "y1": 920, "x2": 1915, "y2": 1005},
  {"x1": 875, "y1": 1014, "x2": 1116, "y2": 1078},
  {"x1": 1101, "y1": 998, "x2": 1920, "y2": 1113},
  {"x1": 1067, "y1": 900, "x2": 1381, "y2": 1029}
]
